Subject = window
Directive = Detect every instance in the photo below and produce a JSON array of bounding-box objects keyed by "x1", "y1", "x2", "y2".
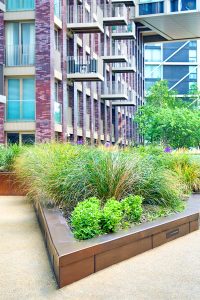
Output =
[
  {"x1": 6, "y1": 22, "x2": 35, "y2": 66},
  {"x1": 77, "y1": 91, "x2": 81, "y2": 127},
  {"x1": 54, "y1": 81, "x2": 62, "y2": 124},
  {"x1": 171, "y1": 0, "x2": 196, "y2": 12},
  {"x1": 189, "y1": 66, "x2": 197, "y2": 80},
  {"x1": 7, "y1": 133, "x2": 35, "y2": 145},
  {"x1": 6, "y1": 0, "x2": 35, "y2": 11},
  {"x1": 189, "y1": 41, "x2": 197, "y2": 48},
  {"x1": 54, "y1": 29, "x2": 59, "y2": 50},
  {"x1": 7, "y1": 78, "x2": 35, "y2": 121},
  {"x1": 189, "y1": 49, "x2": 197, "y2": 62},
  {"x1": 145, "y1": 65, "x2": 162, "y2": 79},
  {"x1": 181, "y1": 0, "x2": 196, "y2": 11},
  {"x1": 139, "y1": 1, "x2": 164, "y2": 15},
  {"x1": 54, "y1": 81, "x2": 59, "y2": 102},
  {"x1": 54, "y1": 0, "x2": 61, "y2": 19},
  {"x1": 145, "y1": 46, "x2": 162, "y2": 62}
]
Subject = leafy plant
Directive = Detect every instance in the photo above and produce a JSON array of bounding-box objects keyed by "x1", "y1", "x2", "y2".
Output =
[
  {"x1": 121, "y1": 195, "x2": 143, "y2": 222},
  {"x1": 135, "y1": 80, "x2": 200, "y2": 148},
  {"x1": 70, "y1": 197, "x2": 102, "y2": 240},
  {"x1": 100, "y1": 198, "x2": 122, "y2": 233}
]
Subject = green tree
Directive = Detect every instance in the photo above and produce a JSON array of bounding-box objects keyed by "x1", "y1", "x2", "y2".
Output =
[{"x1": 135, "y1": 81, "x2": 200, "y2": 148}]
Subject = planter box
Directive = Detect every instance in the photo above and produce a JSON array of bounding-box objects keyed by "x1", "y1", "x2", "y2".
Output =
[
  {"x1": 34, "y1": 194, "x2": 200, "y2": 288},
  {"x1": 0, "y1": 172, "x2": 26, "y2": 196},
  {"x1": 1, "y1": 175, "x2": 199, "y2": 288}
]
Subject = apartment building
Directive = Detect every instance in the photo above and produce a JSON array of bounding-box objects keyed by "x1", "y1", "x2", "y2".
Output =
[
  {"x1": 135, "y1": 0, "x2": 200, "y2": 42},
  {"x1": 0, "y1": 0, "x2": 199, "y2": 146},
  {"x1": 145, "y1": 40, "x2": 200, "y2": 96},
  {"x1": 0, "y1": 0, "x2": 144, "y2": 145}
]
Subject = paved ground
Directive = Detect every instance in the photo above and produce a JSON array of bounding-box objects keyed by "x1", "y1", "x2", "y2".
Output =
[{"x1": 1, "y1": 196, "x2": 200, "y2": 300}]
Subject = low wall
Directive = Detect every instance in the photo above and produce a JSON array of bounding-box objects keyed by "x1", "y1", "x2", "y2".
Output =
[
  {"x1": 1, "y1": 173, "x2": 199, "y2": 288},
  {"x1": 35, "y1": 195, "x2": 200, "y2": 288},
  {"x1": 0, "y1": 172, "x2": 26, "y2": 196}
]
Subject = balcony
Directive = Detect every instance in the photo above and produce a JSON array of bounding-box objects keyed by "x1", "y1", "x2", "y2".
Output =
[
  {"x1": 135, "y1": 0, "x2": 200, "y2": 40},
  {"x1": 112, "y1": 91, "x2": 137, "y2": 106},
  {"x1": 67, "y1": 5, "x2": 104, "y2": 33},
  {"x1": 112, "y1": 23, "x2": 136, "y2": 40},
  {"x1": 112, "y1": 57, "x2": 136, "y2": 73},
  {"x1": 5, "y1": 45, "x2": 35, "y2": 67},
  {"x1": 54, "y1": 102, "x2": 62, "y2": 124},
  {"x1": 102, "y1": 4, "x2": 128, "y2": 26},
  {"x1": 101, "y1": 83, "x2": 129, "y2": 101},
  {"x1": 102, "y1": 43, "x2": 128, "y2": 63},
  {"x1": 111, "y1": 0, "x2": 135, "y2": 7},
  {"x1": 6, "y1": 0, "x2": 35, "y2": 11},
  {"x1": 67, "y1": 56, "x2": 104, "y2": 82}
]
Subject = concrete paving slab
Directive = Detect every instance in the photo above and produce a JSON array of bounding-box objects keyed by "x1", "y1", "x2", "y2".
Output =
[{"x1": 0, "y1": 196, "x2": 200, "y2": 300}]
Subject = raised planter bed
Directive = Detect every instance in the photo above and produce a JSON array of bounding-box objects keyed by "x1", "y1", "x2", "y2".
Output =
[
  {"x1": 1, "y1": 174, "x2": 199, "y2": 288},
  {"x1": 34, "y1": 194, "x2": 200, "y2": 288},
  {"x1": 0, "y1": 172, "x2": 26, "y2": 196}
]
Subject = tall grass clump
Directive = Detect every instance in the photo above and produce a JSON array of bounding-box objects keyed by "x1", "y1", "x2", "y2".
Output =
[
  {"x1": 0, "y1": 144, "x2": 21, "y2": 171},
  {"x1": 168, "y1": 153, "x2": 200, "y2": 193},
  {"x1": 129, "y1": 145, "x2": 200, "y2": 194},
  {"x1": 14, "y1": 143, "x2": 83, "y2": 205},
  {"x1": 14, "y1": 143, "x2": 186, "y2": 211}
]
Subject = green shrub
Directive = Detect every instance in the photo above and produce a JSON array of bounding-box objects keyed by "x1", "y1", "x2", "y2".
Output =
[
  {"x1": 0, "y1": 144, "x2": 21, "y2": 171},
  {"x1": 121, "y1": 195, "x2": 143, "y2": 222},
  {"x1": 70, "y1": 197, "x2": 102, "y2": 240},
  {"x1": 100, "y1": 198, "x2": 122, "y2": 233}
]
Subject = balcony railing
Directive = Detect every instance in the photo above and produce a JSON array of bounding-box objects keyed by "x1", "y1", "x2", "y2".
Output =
[
  {"x1": 102, "y1": 4, "x2": 128, "y2": 26},
  {"x1": 102, "y1": 42, "x2": 128, "y2": 56},
  {"x1": 67, "y1": 56, "x2": 104, "y2": 81},
  {"x1": 6, "y1": 99, "x2": 35, "y2": 121},
  {"x1": 54, "y1": 0, "x2": 61, "y2": 19},
  {"x1": 112, "y1": 23, "x2": 136, "y2": 39},
  {"x1": 112, "y1": 90, "x2": 137, "y2": 106},
  {"x1": 102, "y1": 42, "x2": 128, "y2": 63},
  {"x1": 5, "y1": 45, "x2": 35, "y2": 66},
  {"x1": 112, "y1": 57, "x2": 136, "y2": 73},
  {"x1": 54, "y1": 102, "x2": 62, "y2": 124},
  {"x1": 111, "y1": 0, "x2": 135, "y2": 7},
  {"x1": 67, "y1": 4, "x2": 103, "y2": 33},
  {"x1": 138, "y1": 0, "x2": 197, "y2": 16},
  {"x1": 101, "y1": 82, "x2": 129, "y2": 100},
  {"x1": 6, "y1": 0, "x2": 35, "y2": 11}
]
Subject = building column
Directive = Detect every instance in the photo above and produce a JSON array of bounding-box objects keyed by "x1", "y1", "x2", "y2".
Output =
[
  {"x1": 35, "y1": 0, "x2": 55, "y2": 142},
  {"x1": 60, "y1": 0, "x2": 67, "y2": 141},
  {"x1": 0, "y1": 9, "x2": 5, "y2": 144}
]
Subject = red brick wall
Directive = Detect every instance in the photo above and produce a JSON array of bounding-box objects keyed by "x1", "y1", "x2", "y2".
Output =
[
  {"x1": 35, "y1": 0, "x2": 55, "y2": 142},
  {"x1": 0, "y1": 10, "x2": 4, "y2": 144}
]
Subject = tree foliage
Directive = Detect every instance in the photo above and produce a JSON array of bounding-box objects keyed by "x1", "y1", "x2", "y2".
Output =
[{"x1": 135, "y1": 81, "x2": 200, "y2": 148}]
